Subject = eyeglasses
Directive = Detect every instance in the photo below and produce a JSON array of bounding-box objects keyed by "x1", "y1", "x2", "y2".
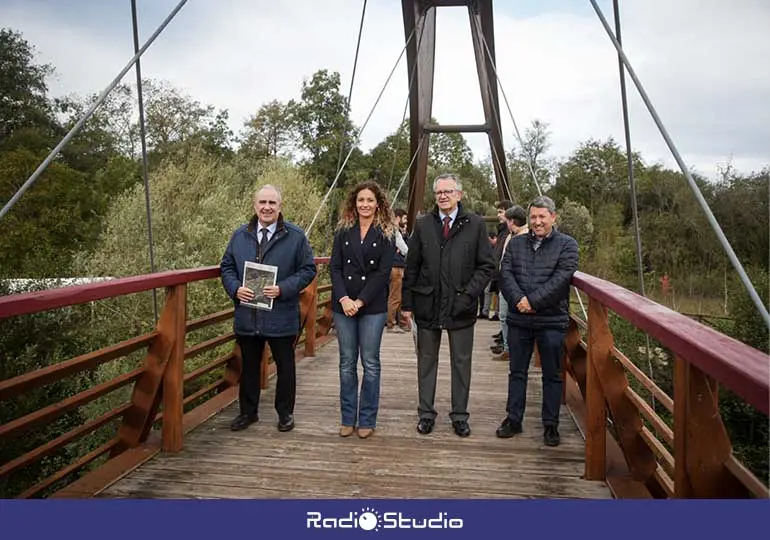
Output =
[{"x1": 434, "y1": 189, "x2": 456, "y2": 197}]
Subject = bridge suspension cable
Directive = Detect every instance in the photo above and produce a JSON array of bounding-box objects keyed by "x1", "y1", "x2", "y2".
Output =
[
  {"x1": 0, "y1": 0, "x2": 190, "y2": 223},
  {"x1": 390, "y1": 134, "x2": 427, "y2": 205},
  {"x1": 472, "y1": 16, "x2": 588, "y2": 323},
  {"x1": 332, "y1": 0, "x2": 368, "y2": 185},
  {"x1": 305, "y1": 25, "x2": 418, "y2": 237},
  {"x1": 588, "y1": 0, "x2": 770, "y2": 329}
]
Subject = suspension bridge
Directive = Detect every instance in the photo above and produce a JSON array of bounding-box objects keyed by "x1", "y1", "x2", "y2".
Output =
[{"x1": 0, "y1": 0, "x2": 767, "y2": 500}]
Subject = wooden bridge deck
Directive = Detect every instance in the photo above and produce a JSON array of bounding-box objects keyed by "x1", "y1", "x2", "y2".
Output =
[{"x1": 99, "y1": 320, "x2": 611, "y2": 499}]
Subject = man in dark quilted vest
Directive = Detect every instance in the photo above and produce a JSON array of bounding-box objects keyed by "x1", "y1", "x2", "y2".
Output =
[{"x1": 497, "y1": 196, "x2": 578, "y2": 447}]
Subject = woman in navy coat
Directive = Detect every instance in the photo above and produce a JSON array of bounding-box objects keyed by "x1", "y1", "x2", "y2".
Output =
[{"x1": 330, "y1": 180, "x2": 395, "y2": 439}]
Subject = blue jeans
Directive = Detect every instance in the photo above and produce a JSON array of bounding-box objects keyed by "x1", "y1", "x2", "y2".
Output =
[
  {"x1": 506, "y1": 324, "x2": 565, "y2": 427},
  {"x1": 498, "y1": 295, "x2": 509, "y2": 349},
  {"x1": 333, "y1": 311, "x2": 387, "y2": 429}
]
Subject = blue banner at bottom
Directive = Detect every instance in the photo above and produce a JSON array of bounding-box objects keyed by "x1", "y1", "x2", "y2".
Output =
[{"x1": 1, "y1": 499, "x2": 767, "y2": 539}]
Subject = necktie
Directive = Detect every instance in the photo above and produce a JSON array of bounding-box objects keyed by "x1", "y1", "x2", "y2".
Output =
[
  {"x1": 442, "y1": 216, "x2": 451, "y2": 240},
  {"x1": 258, "y1": 228, "x2": 269, "y2": 261}
]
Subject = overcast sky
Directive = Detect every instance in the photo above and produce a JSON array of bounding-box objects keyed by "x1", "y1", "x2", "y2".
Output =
[{"x1": 2, "y1": 0, "x2": 769, "y2": 180}]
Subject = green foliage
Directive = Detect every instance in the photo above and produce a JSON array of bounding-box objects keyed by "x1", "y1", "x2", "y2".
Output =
[
  {"x1": 288, "y1": 70, "x2": 356, "y2": 188},
  {"x1": 0, "y1": 28, "x2": 55, "y2": 145},
  {"x1": 556, "y1": 198, "x2": 594, "y2": 246},
  {"x1": 0, "y1": 281, "x2": 96, "y2": 497},
  {"x1": 728, "y1": 268, "x2": 769, "y2": 353},
  {"x1": 240, "y1": 100, "x2": 295, "y2": 160}
]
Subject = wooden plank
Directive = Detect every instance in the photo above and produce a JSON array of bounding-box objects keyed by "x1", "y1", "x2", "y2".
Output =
[
  {"x1": 162, "y1": 284, "x2": 187, "y2": 452},
  {"x1": 585, "y1": 299, "x2": 608, "y2": 480},
  {"x1": 113, "y1": 287, "x2": 181, "y2": 452},
  {"x1": 51, "y1": 437, "x2": 162, "y2": 499},
  {"x1": 186, "y1": 309, "x2": 233, "y2": 333},
  {"x1": 679, "y1": 360, "x2": 750, "y2": 497},
  {"x1": 183, "y1": 353, "x2": 232, "y2": 384},
  {"x1": 184, "y1": 333, "x2": 234, "y2": 360},
  {"x1": 0, "y1": 368, "x2": 143, "y2": 441},
  {"x1": 182, "y1": 379, "x2": 224, "y2": 408},
  {"x1": 614, "y1": 349, "x2": 674, "y2": 412},
  {"x1": 0, "y1": 332, "x2": 157, "y2": 401},
  {"x1": 640, "y1": 426, "x2": 675, "y2": 476},
  {"x1": 100, "y1": 321, "x2": 613, "y2": 500},
  {"x1": 19, "y1": 438, "x2": 120, "y2": 498},
  {"x1": 725, "y1": 455, "x2": 769, "y2": 499},
  {"x1": 584, "y1": 301, "x2": 658, "y2": 488},
  {"x1": 303, "y1": 279, "x2": 318, "y2": 357},
  {"x1": 625, "y1": 386, "x2": 674, "y2": 446},
  {"x1": 673, "y1": 356, "x2": 693, "y2": 497},
  {"x1": 0, "y1": 403, "x2": 131, "y2": 479}
]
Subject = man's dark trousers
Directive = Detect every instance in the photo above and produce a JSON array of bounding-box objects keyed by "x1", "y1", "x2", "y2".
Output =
[
  {"x1": 506, "y1": 324, "x2": 565, "y2": 427},
  {"x1": 237, "y1": 334, "x2": 297, "y2": 419},
  {"x1": 417, "y1": 325, "x2": 474, "y2": 422}
]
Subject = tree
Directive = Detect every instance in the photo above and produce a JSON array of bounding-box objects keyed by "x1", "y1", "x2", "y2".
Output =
[
  {"x1": 239, "y1": 100, "x2": 295, "y2": 160},
  {"x1": 143, "y1": 79, "x2": 234, "y2": 165},
  {"x1": 0, "y1": 28, "x2": 56, "y2": 147},
  {"x1": 363, "y1": 119, "x2": 411, "y2": 193},
  {"x1": 506, "y1": 119, "x2": 555, "y2": 204},
  {"x1": 288, "y1": 70, "x2": 357, "y2": 187},
  {"x1": 551, "y1": 138, "x2": 641, "y2": 215},
  {"x1": 429, "y1": 130, "x2": 473, "y2": 172}
]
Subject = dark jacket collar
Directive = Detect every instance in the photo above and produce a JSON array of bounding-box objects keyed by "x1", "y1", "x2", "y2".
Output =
[
  {"x1": 247, "y1": 213, "x2": 286, "y2": 235},
  {"x1": 430, "y1": 202, "x2": 468, "y2": 221}
]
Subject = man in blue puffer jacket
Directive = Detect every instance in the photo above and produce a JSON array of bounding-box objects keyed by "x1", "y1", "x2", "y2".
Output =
[
  {"x1": 220, "y1": 184, "x2": 316, "y2": 433},
  {"x1": 497, "y1": 195, "x2": 578, "y2": 447}
]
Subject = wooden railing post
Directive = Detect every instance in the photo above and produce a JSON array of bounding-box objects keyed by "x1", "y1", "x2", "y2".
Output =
[
  {"x1": 673, "y1": 356, "x2": 748, "y2": 498},
  {"x1": 584, "y1": 298, "x2": 608, "y2": 480},
  {"x1": 162, "y1": 284, "x2": 186, "y2": 452},
  {"x1": 304, "y1": 279, "x2": 318, "y2": 358}
]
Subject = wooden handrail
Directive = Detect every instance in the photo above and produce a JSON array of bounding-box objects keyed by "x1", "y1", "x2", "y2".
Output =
[
  {"x1": 0, "y1": 332, "x2": 158, "y2": 401},
  {"x1": 0, "y1": 267, "x2": 220, "y2": 319},
  {"x1": 572, "y1": 271, "x2": 769, "y2": 414},
  {"x1": 0, "y1": 403, "x2": 132, "y2": 479},
  {"x1": 0, "y1": 257, "x2": 332, "y2": 321},
  {"x1": 0, "y1": 368, "x2": 144, "y2": 440}
]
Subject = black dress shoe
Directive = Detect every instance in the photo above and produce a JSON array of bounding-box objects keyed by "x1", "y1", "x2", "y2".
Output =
[
  {"x1": 416, "y1": 418, "x2": 435, "y2": 435},
  {"x1": 230, "y1": 413, "x2": 257, "y2": 431},
  {"x1": 452, "y1": 420, "x2": 471, "y2": 437},
  {"x1": 492, "y1": 331, "x2": 502, "y2": 340},
  {"x1": 544, "y1": 425, "x2": 560, "y2": 447},
  {"x1": 278, "y1": 414, "x2": 295, "y2": 432},
  {"x1": 496, "y1": 417, "x2": 522, "y2": 438}
]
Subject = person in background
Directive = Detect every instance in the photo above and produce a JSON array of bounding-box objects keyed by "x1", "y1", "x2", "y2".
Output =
[
  {"x1": 330, "y1": 181, "x2": 395, "y2": 439},
  {"x1": 402, "y1": 173, "x2": 495, "y2": 438},
  {"x1": 220, "y1": 184, "x2": 317, "y2": 433},
  {"x1": 497, "y1": 196, "x2": 578, "y2": 447},
  {"x1": 487, "y1": 200, "x2": 513, "y2": 327},
  {"x1": 387, "y1": 208, "x2": 409, "y2": 333},
  {"x1": 491, "y1": 205, "x2": 528, "y2": 361}
]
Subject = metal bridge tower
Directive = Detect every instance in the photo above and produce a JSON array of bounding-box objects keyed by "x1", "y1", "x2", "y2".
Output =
[{"x1": 402, "y1": 0, "x2": 510, "y2": 226}]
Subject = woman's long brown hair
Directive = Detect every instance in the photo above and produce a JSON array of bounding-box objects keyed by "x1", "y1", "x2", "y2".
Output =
[{"x1": 336, "y1": 180, "x2": 394, "y2": 239}]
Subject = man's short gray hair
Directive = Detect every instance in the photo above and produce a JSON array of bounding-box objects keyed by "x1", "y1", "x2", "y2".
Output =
[
  {"x1": 433, "y1": 173, "x2": 463, "y2": 192},
  {"x1": 255, "y1": 184, "x2": 283, "y2": 202},
  {"x1": 529, "y1": 195, "x2": 556, "y2": 214}
]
